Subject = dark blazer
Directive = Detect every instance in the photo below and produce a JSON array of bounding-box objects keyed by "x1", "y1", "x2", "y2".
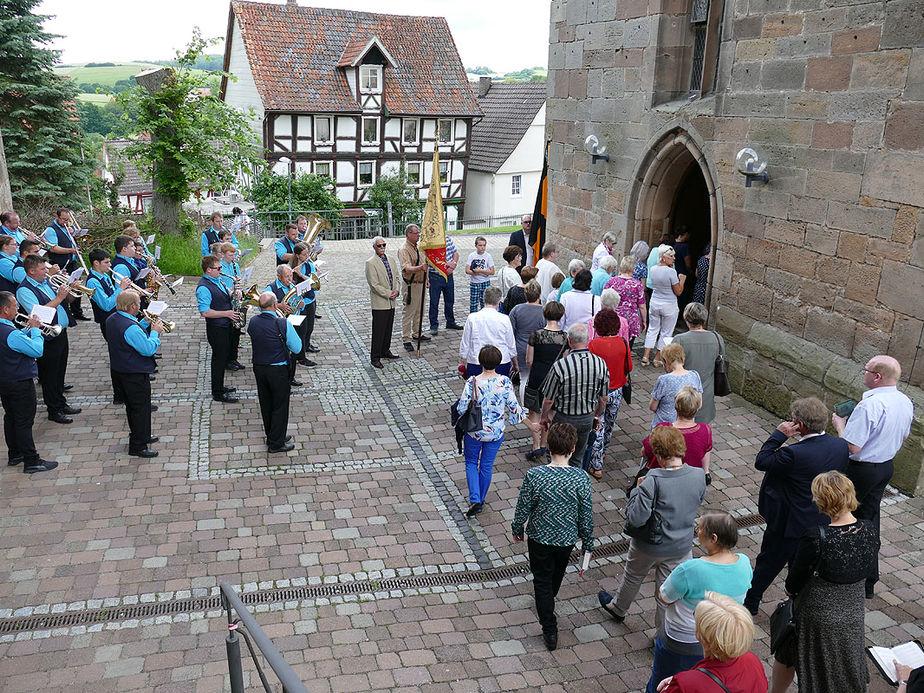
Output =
[
  {"x1": 508, "y1": 229, "x2": 527, "y2": 276},
  {"x1": 755, "y1": 430, "x2": 849, "y2": 539}
]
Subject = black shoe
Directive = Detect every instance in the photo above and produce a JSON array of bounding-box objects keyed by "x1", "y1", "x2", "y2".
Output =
[
  {"x1": 298, "y1": 359, "x2": 317, "y2": 367},
  {"x1": 213, "y1": 394, "x2": 239, "y2": 403},
  {"x1": 8, "y1": 456, "x2": 23, "y2": 467},
  {"x1": 48, "y1": 413, "x2": 73, "y2": 424},
  {"x1": 268, "y1": 443, "x2": 295, "y2": 454},
  {"x1": 222, "y1": 386, "x2": 237, "y2": 393},
  {"x1": 306, "y1": 344, "x2": 320, "y2": 353},
  {"x1": 24, "y1": 459, "x2": 58, "y2": 473},
  {"x1": 404, "y1": 342, "x2": 414, "y2": 352},
  {"x1": 150, "y1": 405, "x2": 158, "y2": 412},
  {"x1": 315, "y1": 313, "x2": 323, "y2": 319},
  {"x1": 290, "y1": 379, "x2": 303, "y2": 387},
  {"x1": 73, "y1": 313, "x2": 91, "y2": 321},
  {"x1": 465, "y1": 503, "x2": 483, "y2": 518},
  {"x1": 744, "y1": 601, "x2": 759, "y2": 616},
  {"x1": 525, "y1": 447, "x2": 547, "y2": 461},
  {"x1": 147, "y1": 436, "x2": 159, "y2": 444},
  {"x1": 113, "y1": 397, "x2": 124, "y2": 405},
  {"x1": 598, "y1": 591, "x2": 624, "y2": 623},
  {"x1": 383, "y1": 353, "x2": 401, "y2": 360},
  {"x1": 446, "y1": 323, "x2": 464, "y2": 331},
  {"x1": 62, "y1": 383, "x2": 74, "y2": 392},
  {"x1": 543, "y1": 631, "x2": 558, "y2": 651},
  {"x1": 225, "y1": 363, "x2": 242, "y2": 371},
  {"x1": 417, "y1": 334, "x2": 431, "y2": 341},
  {"x1": 129, "y1": 448, "x2": 159, "y2": 458},
  {"x1": 61, "y1": 404, "x2": 82, "y2": 415},
  {"x1": 148, "y1": 374, "x2": 156, "y2": 381},
  {"x1": 371, "y1": 359, "x2": 384, "y2": 369}
]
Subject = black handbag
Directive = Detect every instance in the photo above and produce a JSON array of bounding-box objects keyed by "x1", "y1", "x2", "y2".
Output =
[
  {"x1": 624, "y1": 475, "x2": 663, "y2": 544},
  {"x1": 712, "y1": 331, "x2": 732, "y2": 397},
  {"x1": 769, "y1": 526, "x2": 826, "y2": 654},
  {"x1": 621, "y1": 337, "x2": 632, "y2": 405},
  {"x1": 451, "y1": 378, "x2": 482, "y2": 434}
]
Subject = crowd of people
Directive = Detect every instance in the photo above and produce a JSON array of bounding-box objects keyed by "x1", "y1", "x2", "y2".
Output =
[{"x1": 364, "y1": 225, "x2": 916, "y2": 691}]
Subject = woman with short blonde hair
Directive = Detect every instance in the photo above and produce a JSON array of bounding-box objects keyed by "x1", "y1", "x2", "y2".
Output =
[
  {"x1": 649, "y1": 344, "x2": 703, "y2": 429},
  {"x1": 642, "y1": 385, "x2": 713, "y2": 481}
]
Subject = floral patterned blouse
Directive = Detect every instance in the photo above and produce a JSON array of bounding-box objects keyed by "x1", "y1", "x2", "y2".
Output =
[
  {"x1": 456, "y1": 375, "x2": 527, "y2": 442},
  {"x1": 633, "y1": 260, "x2": 648, "y2": 282},
  {"x1": 604, "y1": 275, "x2": 647, "y2": 340}
]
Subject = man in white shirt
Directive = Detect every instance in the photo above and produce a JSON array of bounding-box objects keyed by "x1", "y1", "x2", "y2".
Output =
[
  {"x1": 833, "y1": 354, "x2": 914, "y2": 597},
  {"x1": 458, "y1": 286, "x2": 517, "y2": 378},
  {"x1": 535, "y1": 242, "x2": 560, "y2": 301},
  {"x1": 591, "y1": 232, "x2": 617, "y2": 271}
]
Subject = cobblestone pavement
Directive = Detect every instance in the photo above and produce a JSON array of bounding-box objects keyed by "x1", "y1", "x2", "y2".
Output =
[{"x1": 0, "y1": 234, "x2": 921, "y2": 692}]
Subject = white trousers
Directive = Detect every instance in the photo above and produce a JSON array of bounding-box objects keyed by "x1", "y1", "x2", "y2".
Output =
[{"x1": 645, "y1": 302, "x2": 679, "y2": 350}]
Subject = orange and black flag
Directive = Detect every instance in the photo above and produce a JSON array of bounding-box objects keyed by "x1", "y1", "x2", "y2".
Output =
[{"x1": 529, "y1": 139, "x2": 550, "y2": 266}]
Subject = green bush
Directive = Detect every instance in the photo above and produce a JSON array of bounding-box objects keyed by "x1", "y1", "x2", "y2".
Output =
[
  {"x1": 249, "y1": 171, "x2": 342, "y2": 213},
  {"x1": 154, "y1": 230, "x2": 259, "y2": 277}
]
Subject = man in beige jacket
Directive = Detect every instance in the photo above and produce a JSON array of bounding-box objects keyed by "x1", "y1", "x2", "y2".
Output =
[
  {"x1": 364, "y1": 236, "x2": 401, "y2": 369},
  {"x1": 397, "y1": 224, "x2": 431, "y2": 351}
]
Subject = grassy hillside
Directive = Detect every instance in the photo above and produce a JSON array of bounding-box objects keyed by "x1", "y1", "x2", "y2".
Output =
[{"x1": 54, "y1": 62, "x2": 163, "y2": 85}]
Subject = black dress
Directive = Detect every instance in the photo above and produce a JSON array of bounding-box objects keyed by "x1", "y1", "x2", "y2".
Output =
[
  {"x1": 524, "y1": 328, "x2": 568, "y2": 412},
  {"x1": 776, "y1": 520, "x2": 877, "y2": 692}
]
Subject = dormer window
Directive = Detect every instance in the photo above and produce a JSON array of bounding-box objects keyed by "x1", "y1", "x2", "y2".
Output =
[{"x1": 359, "y1": 65, "x2": 382, "y2": 94}]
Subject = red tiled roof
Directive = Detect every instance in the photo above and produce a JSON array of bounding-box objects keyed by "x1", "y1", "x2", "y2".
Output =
[{"x1": 229, "y1": 1, "x2": 482, "y2": 117}]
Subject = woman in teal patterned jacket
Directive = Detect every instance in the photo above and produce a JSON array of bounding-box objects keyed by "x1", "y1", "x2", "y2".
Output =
[{"x1": 512, "y1": 422, "x2": 594, "y2": 652}]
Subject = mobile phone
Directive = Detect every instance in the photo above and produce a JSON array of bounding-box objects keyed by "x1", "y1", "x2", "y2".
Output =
[{"x1": 834, "y1": 400, "x2": 857, "y2": 418}]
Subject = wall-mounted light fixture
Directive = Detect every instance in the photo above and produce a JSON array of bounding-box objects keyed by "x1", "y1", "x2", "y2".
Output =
[
  {"x1": 735, "y1": 147, "x2": 770, "y2": 188},
  {"x1": 584, "y1": 135, "x2": 609, "y2": 164}
]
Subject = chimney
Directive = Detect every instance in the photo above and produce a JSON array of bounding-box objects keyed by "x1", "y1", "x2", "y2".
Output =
[
  {"x1": 478, "y1": 76, "x2": 491, "y2": 97},
  {"x1": 286, "y1": 0, "x2": 296, "y2": 5}
]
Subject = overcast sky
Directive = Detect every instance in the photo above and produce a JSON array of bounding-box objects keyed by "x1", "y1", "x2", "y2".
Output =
[{"x1": 37, "y1": 0, "x2": 552, "y2": 73}]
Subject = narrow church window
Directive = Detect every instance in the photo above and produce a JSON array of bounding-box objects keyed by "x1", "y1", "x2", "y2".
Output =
[{"x1": 689, "y1": 0, "x2": 709, "y2": 93}]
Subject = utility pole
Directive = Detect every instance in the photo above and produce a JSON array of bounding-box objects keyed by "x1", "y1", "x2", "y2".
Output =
[{"x1": 0, "y1": 127, "x2": 13, "y2": 211}]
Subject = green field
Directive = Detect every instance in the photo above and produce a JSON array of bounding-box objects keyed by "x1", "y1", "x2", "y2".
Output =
[
  {"x1": 54, "y1": 62, "x2": 164, "y2": 85},
  {"x1": 76, "y1": 92, "x2": 114, "y2": 104}
]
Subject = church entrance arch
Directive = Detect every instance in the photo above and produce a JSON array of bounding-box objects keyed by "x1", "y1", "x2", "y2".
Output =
[{"x1": 626, "y1": 125, "x2": 720, "y2": 310}]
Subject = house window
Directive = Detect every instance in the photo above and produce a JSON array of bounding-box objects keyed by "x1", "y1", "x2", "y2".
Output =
[
  {"x1": 406, "y1": 162, "x2": 421, "y2": 185},
  {"x1": 315, "y1": 162, "x2": 331, "y2": 178},
  {"x1": 438, "y1": 119, "x2": 452, "y2": 144},
  {"x1": 314, "y1": 116, "x2": 332, "y2": 144},
  {"x1": 511, "y1": 174, "x2": 522, "y2": 196},
  {"x1": 438, "y1": 161, "x2": 448, "y2": 183},
  {"x1": 362, "y1": 117, "x2": 379, "y2": 144},
  {"x1": 359, "y1": 65, "x2": 382, "y2": 94},
  {"x1": 358, "y1": 161, "x2": 374, "y2": 186},
  {"x1": 402, "y1": 118, "x2": 419, "y2": 145}
]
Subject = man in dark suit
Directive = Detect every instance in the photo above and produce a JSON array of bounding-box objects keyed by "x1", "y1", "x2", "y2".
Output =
[
  {"x1": 744, "y1": 397, "x2": 849, "y2": 615},
  {"x1": 508, "y1": 214, "x2": 531, "y2": 275}
]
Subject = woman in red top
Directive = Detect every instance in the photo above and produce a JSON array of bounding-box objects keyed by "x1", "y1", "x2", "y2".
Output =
[
  {"x1": 643, "y1": 386, "x2": 713, "y2": 485},
  {"x1": 586, "y1": 308, "x2": 632, "y2": 479},
  {"x1": 657, "y1": 592, "x2": 767, "y2": 693}
]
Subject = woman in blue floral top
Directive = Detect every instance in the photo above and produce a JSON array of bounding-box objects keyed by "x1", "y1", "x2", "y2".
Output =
[
  {"x1": 630, "y1": 240, "x2": 650, "y2": 283},
  {"x1": 650, "y1": 343, "x2": 703, "y2": 428},
  {"x1": 457, "y1": 345, "x2": 540, "y2": 519}
]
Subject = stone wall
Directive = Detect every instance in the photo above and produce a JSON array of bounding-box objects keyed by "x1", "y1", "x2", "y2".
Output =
[{"x1": 546, "y1": 0, "x2": 924, "y2": 492}]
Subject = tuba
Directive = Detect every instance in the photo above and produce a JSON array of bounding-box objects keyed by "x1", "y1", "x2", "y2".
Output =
[
  {"x1": 300, "y1": 212, "x2": 331, "y2": 261},
  {"x1": 14, "y1": 313, "x2": 62, "y2": 338}
]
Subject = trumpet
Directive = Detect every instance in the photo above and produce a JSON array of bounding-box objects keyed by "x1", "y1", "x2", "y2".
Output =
[
  {"x1": 49, "y1": 272, "x2": 96, "y2": 298},
  {"x1": 111, "y1": 271, "x2": 152, "y2": 298},
  {"x1": 14, "y1": 313, "x2": 62, "y2": 338},
  {"x1": 141, "y1": 310, "x2": 176, "y2": 334}
]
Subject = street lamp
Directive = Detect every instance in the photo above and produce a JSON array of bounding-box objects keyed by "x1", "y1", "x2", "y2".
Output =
[{"x1": 278, "y1": 157, "x2": 293, "y2": 222}]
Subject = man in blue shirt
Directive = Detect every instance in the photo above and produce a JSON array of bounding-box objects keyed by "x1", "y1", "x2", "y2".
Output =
[
  {"x1": 0, "y1": 211, "x2": 37, "y2": 246},
  {"x1": 87, "y1": 248, "x2": 133, "y2": 405},
  {"x1": 247, "y1": 292, "x2": 302, "y2": 453},
  {"x1": 16, "y1": 255, "x2": 82, "y2": 424},
  {"x1": 106, "y1": 290, "x2": 163, "y2": 458},
  {"x1": 197, "y1": 255, "x2": 241, "y2": 403},
  {"x1": 43, "y1": 207, "x2": 89, "y2": 321},
  {"x1": 264, "y1": 264, "x2": 303, "y2": 385},
  {"x1": 0, "y1": 234, "x2": 21, "y2": 292},
  {"x1": 428, "y1": 234, "x2": 462, "y2": 335},
  {"x1": 275, "y1": 224, "x2": 300, "y2": 266},
  {"x1": 0, "y1": 291, "x2": 57, "y2": 473},
  {"x1": 218, "y1": 242, "x2": 246, "y2": 372},
  {"x1": 201, "y1": 212, "x2": 239, "y2": 256},
  {"x1": 2, "y1": 240, "x2": 42, "y2": 289}
]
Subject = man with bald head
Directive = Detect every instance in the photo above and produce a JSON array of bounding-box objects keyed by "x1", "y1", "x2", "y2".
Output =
[
  {"x1": 833, "y1": 354, "x2": 913, "y2": 597},
  {"x1": 247, "y1": 292, "x2": 302, "y2": 453}
]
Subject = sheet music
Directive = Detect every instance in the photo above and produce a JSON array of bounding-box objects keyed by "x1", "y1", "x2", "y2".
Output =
[
  {"x1": 294, "y1": 279, "x2": 312, "y2": 295},
  {"x1": 68, "y1": 268, "x2": 84, "y2": 283},
  {"x1": 239, "y1": 248, "x2": 254, "y2": 258},
  {"x1": 146, "y1": 234, "x2": 156, "y2": 245},
  {"x1": 170, "y1": 277, "x2": 184, "y2": 288},
  {"x1": 147, "y1": 301, "x2": 168, "y2": 316},
  {"x1": 241, "y1": 266, "x2": 255, "y2": 282},
  {"x1": 136, "y1": 267, "x2": 151, "y2": 280},
  {"x1": 154, "y1": 245, "x2": 162, "y2": 260},
  {"x1": 287, "y1": 315, "x2": 305, "y2": 326},
  {"x1": 30, "y1": 305, "x2": 56, "y2": 324}
]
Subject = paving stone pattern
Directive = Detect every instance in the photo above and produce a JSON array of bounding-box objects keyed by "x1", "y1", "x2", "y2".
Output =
[{"x1": 0, "y1": 234, "x2": 921, "y2": 692}]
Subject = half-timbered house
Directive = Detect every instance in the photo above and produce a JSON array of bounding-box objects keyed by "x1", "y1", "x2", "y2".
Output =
[{"x1": 220, "y1": 0, "x2": 483, "y2": 214}]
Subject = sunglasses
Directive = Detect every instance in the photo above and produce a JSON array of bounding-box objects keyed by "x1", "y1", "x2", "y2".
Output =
[{"x1": 375, "y1": 243, "x2": 386, "y2": 248}]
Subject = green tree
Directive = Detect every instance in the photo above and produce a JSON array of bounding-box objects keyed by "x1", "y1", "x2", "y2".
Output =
[
  {"x1": 367, "y1": 164, "x2": 422, "y2": 226},
  {"x1": 114, "y1": 29, "x2": 265, "y2": 234},
  {"x1": 249, "y1": 171, "x2": 342, "y2": 213},
  {"x1": 0, "y1": 0, "x2": 95, "y2": 208}
]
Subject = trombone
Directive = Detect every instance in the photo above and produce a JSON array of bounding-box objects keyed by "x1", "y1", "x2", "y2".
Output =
[
  {"x1": 49, "y1": 272, "x2": 96, "y2": 298},
  {"x1": 141, "y1": 310, "x2": 176, "y2": 334},
  {"x1": 14, "y1": 313, "x2": 62, "y2": 338}
]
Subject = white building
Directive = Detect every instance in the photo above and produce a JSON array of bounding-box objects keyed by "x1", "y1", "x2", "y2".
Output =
[
  {"x1": 220, "y1": 1, "x2": 482, "y2": 213},
  {"x1": 466, "y1": 78, "x2": 547, "y2": 225}
]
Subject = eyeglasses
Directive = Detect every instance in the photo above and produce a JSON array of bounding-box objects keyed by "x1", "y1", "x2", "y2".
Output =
[
  {"x1": 861, "y1": 369, "x2": 881, "y2": 377},
  {"x1": 374, "y1": 243, "x2": 386, "y2": 248}
]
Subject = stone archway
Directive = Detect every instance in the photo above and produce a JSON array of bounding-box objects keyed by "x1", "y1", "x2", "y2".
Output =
[{"x1": 626, "y1": 125, "x2": 721, "y2": 310}]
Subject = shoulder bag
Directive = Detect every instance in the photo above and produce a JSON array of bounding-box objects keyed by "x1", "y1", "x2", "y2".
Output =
[
  {"x1": 693, "y1": 667, "x2": 731, "y2": 693},
  {"x1": 451, "y1": 378, "x2": 482, "y2": 434},
  {"x1": 712, "y1": 331, "x2": 732, "y2": 397},
  {"x1": 624, "y1": 474, "x2": 664, "y2": 544},
  {"x1": 621, "y1": 337, "x2": 632, "y2": 405},
  {"x1": 769, "y1": 525, "x2": 826, "y2": 654}
]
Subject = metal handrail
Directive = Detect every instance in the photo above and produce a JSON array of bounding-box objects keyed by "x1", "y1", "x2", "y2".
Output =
[{"x1": 220, "y1": 582, "x2": 308, "y2": 693}]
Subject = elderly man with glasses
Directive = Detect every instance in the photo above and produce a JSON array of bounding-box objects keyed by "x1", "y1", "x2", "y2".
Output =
[
  {"x1": 508, "y1": 214, "x2": 533, "y2": 275},
  {"x1": 364, "y1": 236, "x2": 401, "y2": 369}
]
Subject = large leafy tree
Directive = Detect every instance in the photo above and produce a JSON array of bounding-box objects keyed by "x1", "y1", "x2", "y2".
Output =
[
  {"x1": 249, "y1": 171, "x2": 342, "y2": 213},
  {"x1": 0, "y1": 0, "x2": 94, "y2": 208},
  {"x1": 115, "y1": 29, "x2": 266, "y2": 234}
]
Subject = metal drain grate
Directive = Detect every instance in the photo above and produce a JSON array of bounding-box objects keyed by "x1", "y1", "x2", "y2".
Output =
[{"x1": 0, "y1": 514, "x2": 765, "y2": 635}]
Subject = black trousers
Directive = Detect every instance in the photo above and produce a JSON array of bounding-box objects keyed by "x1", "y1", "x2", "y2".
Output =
[
  {"x1": 253, "y1": 364, "x2": 290, "y2": 448},
  {"x1": 745, "y1": 525, "x2": 798, "y2": 608},
  {"x1": 111, "y1": 370, "x2": 152, "y2": 453},
  {"x1": 0, "y1": 379, "x2": 39, "y2": 464},
  {"x1": 205, "y1": 323, "x2": 231, "y2": 396},
  {"x1": 230, "y1": 327, "x2": 241, "y2": 362},
  {"x1": 848, "y1": 458, "x2": 893, "y2": 590},
  {"x1": 370, "y1": 308, "x2": 395, "y2": 360},
  {"x1": 301, "y1": 300, "x2": 317, "y2": 354},
  {"x1": 528, "y1": 538, "x2": 574, "y2": 635},
  {"x1": 37, "y1": 330, "x2": 68, "y2": 415}
]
